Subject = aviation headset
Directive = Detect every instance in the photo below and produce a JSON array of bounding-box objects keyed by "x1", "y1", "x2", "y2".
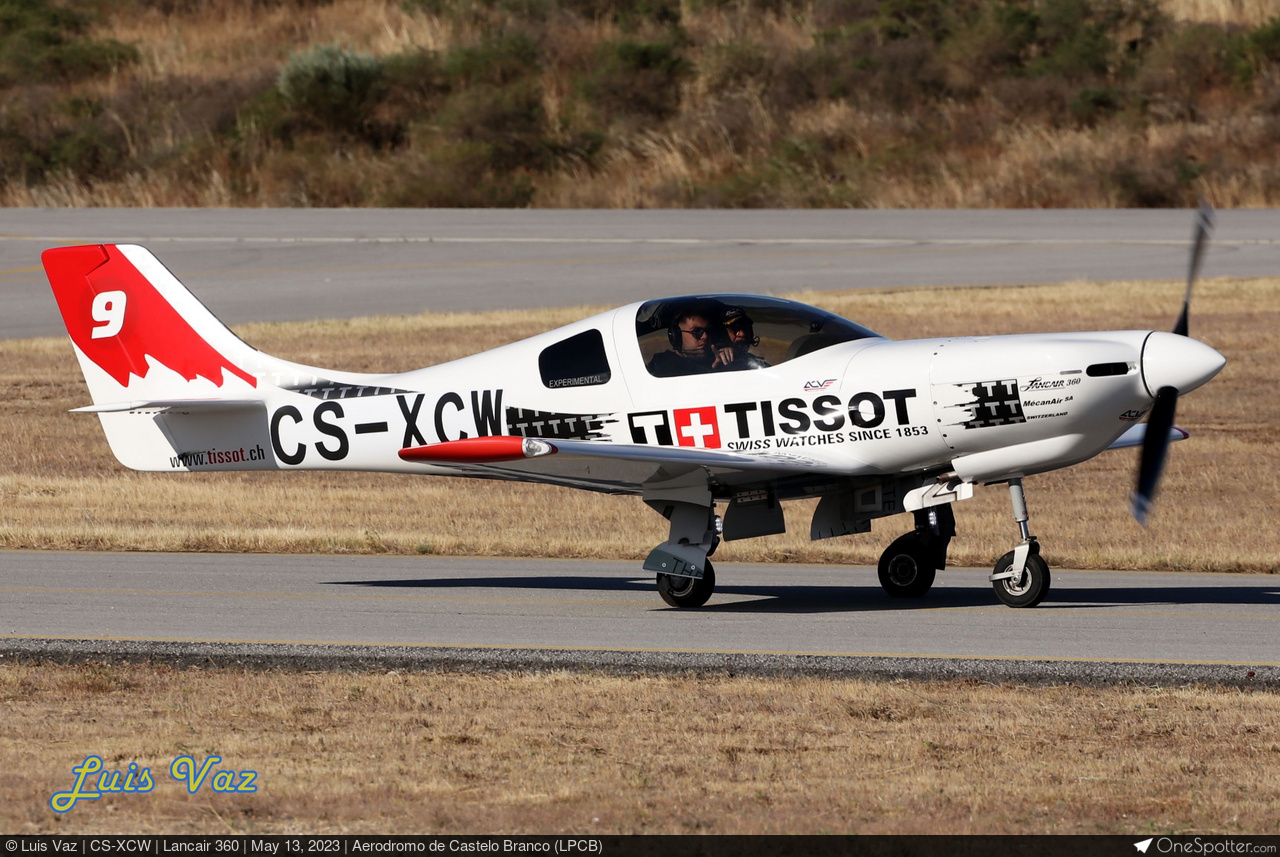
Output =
[{"x1": 722, "y1": 306, "x2": 760, "y2": 348}]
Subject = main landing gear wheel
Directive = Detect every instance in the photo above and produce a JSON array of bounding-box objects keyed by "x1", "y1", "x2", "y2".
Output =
[
  {"x1": 657, "y1": 561, "x2": 716, "y2": 608},
  {"x1": 877, "y1": 533, "x2": 938, "y2": 598},
  {"x1": 991, "y1": 551, "x2": 1051, "y2": 608}
]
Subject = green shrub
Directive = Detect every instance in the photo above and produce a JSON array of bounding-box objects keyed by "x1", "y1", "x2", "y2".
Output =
[
  {"x1": 0, "y1": 118, "x2": 43, "y2": 185},
  {"x1": 785, "y1": 23, "x2": 946, "y2": 107},
  {"x1": 0, "y1": 0, "x2": 138, "y2": 86},
  {"x1": 256, "y1": 145, "x2": 375, "y2": 207},
  {"x1": 1137, "y1": 24, "x2": 1249, "y2": 118},
  {"x1": 381, "y1": 49, "x2": 450, "y2": 130},
  {"x1": 445, "y1": 31, "x2": 541, "y2": 87},
  {"x1": 400, "y1": 0, "x2": 456, "y2": 14},
  {"x1": 987, "y1": 75, "x2": 1073, "y2": 123},
  {"x1": 682, "y1": 144, "x2": 869, "y2": 208},
  {"x1": 701, "y1": 40, "x2": 771, "y2": 94},
  {"x1": 384, "y1": 48, "x2": 449, "y2": 99},
  {"x1": 0, "y1": 88, "x2": 136, "y2": 185},
  {"x1": 1246, "y1": 15, "x2": 1280, "y2": 69},
  {"x1": 546, "y1": 129, "x2": 604, "y2": 169},
  {"x1": 403, "y1": 0, "x2": 680, "y2": 28},
  {"x1": 437, "y1": 79, "x2": 549, "y2": 171},
  {"x1": 772, "y1": 25, "x2": 874, "y2": 105},
  {"x1": 945, "y1": 0, "x2": 1165, "y2": 86},
  {"x1": 1069, "y1": 85, "x2": 1120, "y2": 124},
  {"x1": 874, "y1": 34, "x2": 947, "y2": 104},
  {"x1": 1030, "y1": 23, "x2": 1113, "y2": 80},
  {"x1": 874, "y1": 0, "x2": 963, "y2": 42},
  {"x1": 376, "y1": 143, "x2": 536, "y2": 206},
  {"x1": 559, "y1": 0, "x2": 681, "y2": 28},
  {"x1": 277, "y1": 44, "x2": 387, "y2": 134},
  {"x1": 1110, "y1": 154, "x2": 1201, "y2": 207},
  {"x1": 579, "y1": 39, "x2": 689, "y2": 121}
]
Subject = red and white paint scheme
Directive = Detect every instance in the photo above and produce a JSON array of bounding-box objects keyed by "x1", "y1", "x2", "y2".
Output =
[{"x1": 43, "y1": 213, "x2": 1225, "y2": 609}]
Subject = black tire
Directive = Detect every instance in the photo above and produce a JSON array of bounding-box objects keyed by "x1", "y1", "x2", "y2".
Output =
[
  {"x1": 877, "y1": 533, "x2": 938, "y2": 598},
  {"x1": 657, "y1": 561, "x2": 716, "y2": 608},
  {"x1": 991, "y1": 551, "x2": 1051, "y2": 608}
]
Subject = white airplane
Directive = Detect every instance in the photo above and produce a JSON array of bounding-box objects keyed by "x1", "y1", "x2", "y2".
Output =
[{"x1": 42, "y1": 210, "x2": 1224, "y2": 610}]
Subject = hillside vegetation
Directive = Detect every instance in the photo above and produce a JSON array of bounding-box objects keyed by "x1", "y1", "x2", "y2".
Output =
[{"x1": 2, "y1": 0, "x2": 1279, "y2": 207}]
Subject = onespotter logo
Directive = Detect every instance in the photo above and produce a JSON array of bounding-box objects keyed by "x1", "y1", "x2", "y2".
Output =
[{"x1": 1135, "y1": 838, "x2": 1276, "y2": 854}]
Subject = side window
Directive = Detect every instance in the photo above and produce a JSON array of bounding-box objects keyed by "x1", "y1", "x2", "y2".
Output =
[{"x1": 539, "y1": 329, "x2": 612, "y2": 389}]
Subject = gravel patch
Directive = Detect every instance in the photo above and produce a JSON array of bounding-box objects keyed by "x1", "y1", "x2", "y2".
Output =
[{"x1": 3, "y1": 638, "x2": 1277, "y2": 689}]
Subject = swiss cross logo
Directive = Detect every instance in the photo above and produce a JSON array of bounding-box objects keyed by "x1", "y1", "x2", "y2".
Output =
[{"x1": 673, "y1": 406, "x2": 721, "y2": 448}]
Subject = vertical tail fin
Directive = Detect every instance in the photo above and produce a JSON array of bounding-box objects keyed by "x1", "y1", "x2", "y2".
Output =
[{"x1": 43, "y1": 243, "x2": 266, "y2": 404}]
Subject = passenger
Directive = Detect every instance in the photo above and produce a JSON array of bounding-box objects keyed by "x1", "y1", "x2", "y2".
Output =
[
  {"x1": 646, "y1": 309, "x2": 734, "y2": 377},
  {"x1": 718, "y1": 306, "x2": 770, "y2": 371}
]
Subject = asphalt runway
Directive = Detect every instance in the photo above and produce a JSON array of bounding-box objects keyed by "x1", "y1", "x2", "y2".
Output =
[
  {"x1": 2, "y1": 551, "x2": 1277, "y2": 683},
  {"x1": 5, "y1": 208, "x2": 1280, "y2": 339}
]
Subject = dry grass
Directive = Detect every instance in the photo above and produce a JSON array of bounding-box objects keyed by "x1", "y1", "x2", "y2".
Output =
[
  {"x1": 2, "y1": 0, "x2": 1278, "y2": 208},
  {"x1": 1162, "y1": 0, "x2": 1280, "y2": 26},
  {"x1": 865, "y1": 115, "x2": 1279, "y2": 209},
  {"x1": 1, "y1": 663, "x2": 1278, "y2": 834},
  {"x1": 101, "y1": 0, "x2": 452, "y2": 83},
  {"x1": 2, "y1": 278, "x2": 1277, "y2": 573}
]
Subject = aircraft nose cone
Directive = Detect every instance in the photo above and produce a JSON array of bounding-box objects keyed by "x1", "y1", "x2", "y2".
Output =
[{"x1": 1141, "y1": 331, "x2": 1226, "y2": 397}]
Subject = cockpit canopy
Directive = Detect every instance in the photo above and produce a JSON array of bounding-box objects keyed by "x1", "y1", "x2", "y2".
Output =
[{"x1": 636, "y1": 295, "x2": 881, "y2": 378}]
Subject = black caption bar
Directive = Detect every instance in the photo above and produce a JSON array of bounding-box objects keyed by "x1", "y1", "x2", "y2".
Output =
[{"x1": 4, "y1": 837, "x2": 1280, "y2": 857}]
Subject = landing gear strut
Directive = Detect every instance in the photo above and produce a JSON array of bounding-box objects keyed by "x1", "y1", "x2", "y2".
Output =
[
  {"x1": 642, "y1": 483, "x2": 720, "y2": 608},
  {"x1": 877, "y1": 505, "x2": 954, "y2": 598},
  {"x1": 990, "y1": 478, "x2": 1051, "y2": 608}
]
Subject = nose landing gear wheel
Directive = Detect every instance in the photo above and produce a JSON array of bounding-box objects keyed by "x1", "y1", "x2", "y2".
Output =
[
  {"x1": 657, "y1": 561, "x2": 716, "y2": 608},
  {"x1": 877, "y1": 533, "x2": 938, "y2": 598},
  {"x1": 992, "y1": 551, "x2": 1050, "y2": 608}
]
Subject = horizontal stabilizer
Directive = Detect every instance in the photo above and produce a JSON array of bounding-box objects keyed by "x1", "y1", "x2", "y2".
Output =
[
  {"x1": 1106, "y1": 424, "x2": 1189, "y2": 451},
  {"x1": 71, "y1": 399, "x2": 264, "y2": 414}
]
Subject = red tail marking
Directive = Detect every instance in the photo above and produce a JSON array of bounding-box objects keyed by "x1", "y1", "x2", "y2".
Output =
[{"x1": 43, "y1": 245, "x2": 256, "y2": 389}]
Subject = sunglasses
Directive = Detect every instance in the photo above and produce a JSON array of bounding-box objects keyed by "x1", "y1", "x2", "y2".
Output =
[{"x1": 680, "y1": 326, "x2": 710, "y2": 339}]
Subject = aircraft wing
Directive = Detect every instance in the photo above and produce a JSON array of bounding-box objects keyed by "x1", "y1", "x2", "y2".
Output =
[
  {"x1": 399, "y1": 436, "x2": 833, "y2": 494},
  {"x1": 1105, "y1": 424, "x2": 1189, "y2": 451}
]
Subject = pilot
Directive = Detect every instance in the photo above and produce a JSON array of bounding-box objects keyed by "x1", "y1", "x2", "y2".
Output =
[
  {"x1": 718, "y1": 306, "x2": 770, "y2": 371},
  {"x1": 647, "y1": 308, "x2": 733, "y2": 377}
]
